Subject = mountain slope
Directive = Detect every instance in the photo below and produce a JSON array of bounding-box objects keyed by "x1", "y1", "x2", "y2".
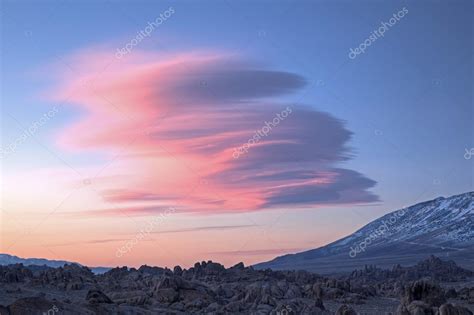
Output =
[
  {"x1": 0, "y1": 253, "x2": 110, "y2": 274},
  {"x1": 255, "y1": 191, "x2": 474, "y2": 274},
  {"x1": 0, "y1": 253, "x2": 75, "y2": 268}
]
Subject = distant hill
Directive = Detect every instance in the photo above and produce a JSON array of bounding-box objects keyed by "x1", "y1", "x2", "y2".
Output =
[
  {"x1": 254, "y1": 192, "x2": 474, "y2": 274},
  {"x1": 0, "y1": 253, "x2": 110, "y2": 274}
]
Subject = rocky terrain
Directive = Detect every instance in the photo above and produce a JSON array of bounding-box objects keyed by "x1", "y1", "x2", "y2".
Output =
[
  {"x1": 256, "y1": 192, "x2": 474, "y2": 274},
  {"x1": 0, "y1": 256, "x2": 473, "y2": 314}
]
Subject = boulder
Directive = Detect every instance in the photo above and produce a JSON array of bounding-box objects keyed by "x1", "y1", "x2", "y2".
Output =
[
  {"x1": 7, "y1": 297, "x2": 57, "y2": 315},
  {"x1": 336, "y1": 304, "x2": 357, "y2": 315},
  {"x1": 86, "y1": 289, "x2": 113, "y2": 304},
  {"x1": 0, "y1": 305, "x2": 9, "y2": 315},
  {"x1": 402, "y1": 280, "x2": 446, "y2": 307},
  {"x1": 437, "y1": 303, "x2": 473, "y2": 315}
]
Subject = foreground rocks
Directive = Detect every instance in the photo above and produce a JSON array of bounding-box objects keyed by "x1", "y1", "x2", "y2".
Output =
[
  {"x1": 0, "y1": 256, "x2": 473, "y2": 314},
  {"x1": 396, "y1": 280, "x2": 473, "y2": 315}
]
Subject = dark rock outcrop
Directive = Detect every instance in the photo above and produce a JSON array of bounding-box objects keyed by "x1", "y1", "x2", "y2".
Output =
[
  {"x1": 336, "y1": 304, "x2": 357, "y2": 315},
  {"x1": 395, "y1": 280, "x2": 473, "y2": 315},
  {"x1": 86, "y1": 289, "x2": 113, "y2": 304},
  {"x1": 437, "y1": 303, "x2": 473, "y2": 315},
  {"x1": 7, "y1": 297, "x2": 58, "y2": 315}
]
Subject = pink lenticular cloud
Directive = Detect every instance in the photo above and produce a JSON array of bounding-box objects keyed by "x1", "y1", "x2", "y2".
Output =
[{"x1": 49, "y1": 49, "x2": 378, "y2": 215}]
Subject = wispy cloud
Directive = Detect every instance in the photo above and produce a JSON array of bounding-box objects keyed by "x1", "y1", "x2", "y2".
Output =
[
  {"x1": 207, "y1": 248, "x2": 304, "y2": 256},
  {"x1": 49, "y1": 225, "x2": 257, "y2": 247},
  {"x1": 151, "y1": 224, "x2": 258, "y2": 234},
  {"x1": 49, "y1": 238, "x2": 131, "y2": 247}
]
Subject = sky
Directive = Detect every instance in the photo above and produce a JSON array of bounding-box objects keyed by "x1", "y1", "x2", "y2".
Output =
[{"x1": 0, "y1": 0, "x2": 473, "y2": 269}]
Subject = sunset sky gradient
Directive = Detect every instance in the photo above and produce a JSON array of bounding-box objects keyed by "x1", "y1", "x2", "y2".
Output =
[{"x1": 1, "y1": 0, "x2": 472, "y2": 268}]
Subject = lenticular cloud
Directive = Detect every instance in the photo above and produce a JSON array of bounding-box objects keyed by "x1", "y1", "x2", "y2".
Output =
[{"x1": 48, "y1": 49, "x2": 378, "y2": 215}]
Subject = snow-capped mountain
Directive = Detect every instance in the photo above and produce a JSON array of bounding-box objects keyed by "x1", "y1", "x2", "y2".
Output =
[{"x1": 255, "y1": 191, "x2": 474, "y2": 274}]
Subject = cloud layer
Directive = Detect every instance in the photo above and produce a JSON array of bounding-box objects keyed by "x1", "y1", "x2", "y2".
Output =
[{"x1": 49, "y1": 50, "x2": 378, "y2": 215}]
